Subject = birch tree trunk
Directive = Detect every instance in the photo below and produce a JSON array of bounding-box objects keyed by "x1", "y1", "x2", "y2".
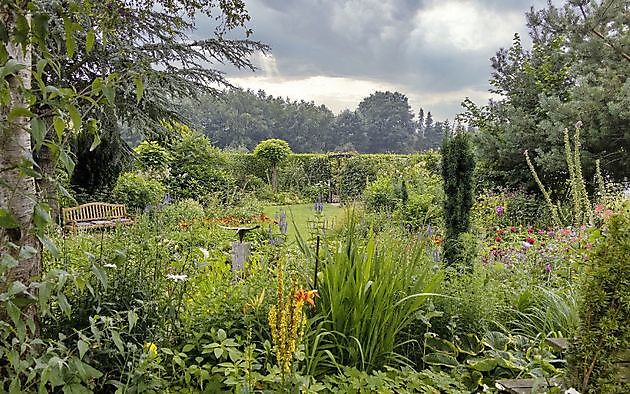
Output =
[{"x1": 0, "y1": 9, "x2": 40, "y2": 325}]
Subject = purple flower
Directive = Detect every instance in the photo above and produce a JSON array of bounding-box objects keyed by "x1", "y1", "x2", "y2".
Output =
[
  {"x1": 544, "y1": 263, "x2": 553, "y2": 273},
  {"x1": 575, "y1": 120, "x2": 583, "y2": 129},
  {"x1": 495, "y1": 205, "x2": 505, "y2": 215}
]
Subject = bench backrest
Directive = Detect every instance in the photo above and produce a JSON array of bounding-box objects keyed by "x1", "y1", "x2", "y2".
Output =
[{"x1": 62, "y1": 203, "x2": 127, "y2": 223}]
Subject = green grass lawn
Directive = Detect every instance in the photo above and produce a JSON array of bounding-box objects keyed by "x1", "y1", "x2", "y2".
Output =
[{"x1": 263, "y1": 203, "x2": 346, "y2": 239}]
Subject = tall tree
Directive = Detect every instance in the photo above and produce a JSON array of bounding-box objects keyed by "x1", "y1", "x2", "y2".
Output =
[
  {"x1": 462, "y1": 0, "x2": 629, "y2": 190},
  {"x1": 1, "y1": 3, "x2": 38, "y2": 316},
  {"x1": 33, "y1": 0, "x2": 268, "y2": 215},
  {"x1": 357, "y1": 91, "x2": 415, "y2": 153}
]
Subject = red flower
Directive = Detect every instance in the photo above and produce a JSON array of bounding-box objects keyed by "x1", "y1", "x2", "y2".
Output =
[
  {"x1": 495, "y1": 236, "x2": 502, "y2": 242},
  {"x1": 526, "y1": 236, "x2": 535, "y2": 245}
]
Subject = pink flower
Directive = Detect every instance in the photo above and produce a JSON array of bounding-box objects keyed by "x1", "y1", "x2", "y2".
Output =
[
  {"x1": 510, "y1": 226, "x2": 517, "y2": 233},
  {"x1": 495, "y1": 205, "x2": 505, "y2": 215},
  {"x1": 495, "y1": 236, "x2": 502, "y2": 242},
  {"x1": 575, "y1": 120, "x2": 583, "y2": 129},
  {"x1": 544, "y1": 263, "x2": 553, "y2": 273}
]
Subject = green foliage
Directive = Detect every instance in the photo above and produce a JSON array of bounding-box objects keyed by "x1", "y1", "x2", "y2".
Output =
[
  {"x1": 300, "y1": 221, "x2": 443, "y2": 372},
  {"x1": 568, "y1": 206, "x2": 630, "y2": 393},
  {"x1": 464, "y1": 1, "x2": 630, "y2": 190},
  {"x1": 442, "y1": 133, "x2": 475, "y2": 268},
  {"x1": 422, "y1": 329, "x2": 564, "y2": 392},
  {"x1": 134, "y1": 140, "x2": 173, "y2": 178},
  {"x1": 182, "y1": 88, "x2": 448, "y2": 153},
  {"x1": 113, "y1": 171, "x2": 166, "y2": 212},
  {"x1": 253, "y1": 138, "x2": 292, "y2": 166},
  {"x1": 169, "y1": 131, "x2": 236, "y2": 203},
  {"x1": 338, "y1": 156, "x2": 376, "y2": 201},
  {"x1": 363, "y1": 177, "x2": 398, "y2": 212}
]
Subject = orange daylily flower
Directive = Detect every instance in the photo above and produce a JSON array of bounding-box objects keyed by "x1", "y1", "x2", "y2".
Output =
[{"x1": 294, "y1": 289, "x2": 319, "y2": 307}]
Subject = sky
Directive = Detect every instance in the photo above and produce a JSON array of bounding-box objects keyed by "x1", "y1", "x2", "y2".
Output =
[{"x1": 196, "y1": 0, "x2": 550, "y2": 121}]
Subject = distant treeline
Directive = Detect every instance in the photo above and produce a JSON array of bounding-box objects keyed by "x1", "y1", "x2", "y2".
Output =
[{"x1": 179, "y1": 89, "x2": 448, "y2": 153}]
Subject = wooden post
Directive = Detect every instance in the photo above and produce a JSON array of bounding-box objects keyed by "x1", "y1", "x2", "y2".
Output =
[{"x1": 231, "y1": 242, "x2": 251, "y2": 271}]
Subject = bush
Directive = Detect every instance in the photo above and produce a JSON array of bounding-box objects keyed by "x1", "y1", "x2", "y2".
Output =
[
  {"x1": 113, "y1": 171, "x2": 165, "y2": 212},
  {"x1": 568, "y1": 205, "x2": 630, "y2": 393},
  {"x1": 442, "y1": 132, "x2": 475, "y2": 269},
  {"x1": 134, "y1": 140, "x2": 172, "y2": 178},
  {"x1": 169, "y1": 132, "x2": 235, "y2": 203},
  {"x1": 363, "y1": 177, "x2": 397, "y2": 212}
]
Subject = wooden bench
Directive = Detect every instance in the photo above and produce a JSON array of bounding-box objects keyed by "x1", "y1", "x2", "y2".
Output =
[{"x1": 62, "y1": 203, "x2": 133, "y2": 233}]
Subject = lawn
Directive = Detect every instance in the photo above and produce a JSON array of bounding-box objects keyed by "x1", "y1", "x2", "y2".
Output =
[{"x1": 263, "y1": 203, "x2": 347, "y2": 239}]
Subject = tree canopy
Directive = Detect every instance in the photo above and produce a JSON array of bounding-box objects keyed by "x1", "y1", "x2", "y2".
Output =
[{"x1": 462, "y1": 0, "x2": 629, "y2": 191}]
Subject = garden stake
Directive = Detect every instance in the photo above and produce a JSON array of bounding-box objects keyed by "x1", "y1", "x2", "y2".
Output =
[{"x1": 314, "y1": 235, "x2": 320, "y2": 290}]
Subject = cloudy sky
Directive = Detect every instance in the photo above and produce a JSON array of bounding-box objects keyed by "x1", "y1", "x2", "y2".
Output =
[{"x1": 198, "y1": 0, "x2": 550, "y2": 120}]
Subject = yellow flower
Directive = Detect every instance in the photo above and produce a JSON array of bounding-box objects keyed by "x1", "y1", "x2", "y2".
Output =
[{"x1": 144, "y1": 342, "x2": 158, "y2": 357}]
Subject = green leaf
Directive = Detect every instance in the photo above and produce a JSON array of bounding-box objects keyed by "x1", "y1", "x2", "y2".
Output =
[
  {"x1": 467, "y1": 357, "x2": 499, "y2": 372},
  {"x1": 91, "y1": 77, "x2": 103, "y2": 93},
  {"x1": 31, "y1": 117, "x2": 47, "y2": 149},
  {"x1": 127, "y1": 310, "x2": 138, "y2": 332},
  {"x1": 38, "y1": 235, "x2": 60, "y2": 258},
  {"x1": 8, "y1": 281, "x2": 27, "y2": 296},
  {"x1": 102, "y1": 84, "x2": 115, "y2": 105},
  {"x1": 7, "y1": 107, "x2": 32, "y2": 121},
  {"x1": 6, "y1": 301, "x2": 21, "y2": 325},
  {"x1": 86, "y1": 30, "x2": 95, "y2": 52},
  {"x1": 0, "y1": 208, "x2": 19, "y2": 229},
  {"x1": 33, "y1": 204, "x2": 51, "y2": 229},
  {"x1": 89, "y1": 131, "x2": 101, "y2": 151},
  {"x1": 1, "y1": 253, "x2": 19, "y2": 269},
  {"x1": 134, "y1": 75, "x2": 144, "y2": 104},
  {"x1": 0, "y1": 59, "x2": 25, "y2": 79},
  {"x1": 77, "y1": 340, "x2": 89, "y2": 359},
  {"x1": 182, "y1": 344, "x2": 194, "y2": 353},
  {"x1": 31, "y1": 13, "x2": 49, "y2": 42},
  {"x1": 68, "y1": 104, "x2": 81, "y2": 131},
  {"x1": 111, "y1": 331, "x2": 124, "y2": 353},
  {"x1": 63, "y1": 18, "x2": 76, "y2": 58},
  {"x1": 59, "y1": 149, "x2": 75, "y2": 175},
  {"x1": 91, "y1": 264, "x2": 108, "y2": 289},
  {"x1": 63, "y1": 383, "x2": 92, "y2": 394},
  {"x1": 422, "y1": 352, "x2": 459, "y2": 368},
  {"x1": 53, "y1": 116, "x2": 65, "y2": 141},
  {"x1": 57, "y1": 293, "x2": 71, "y2": 318}
]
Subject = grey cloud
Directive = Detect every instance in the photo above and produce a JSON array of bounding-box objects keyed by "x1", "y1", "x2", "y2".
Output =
[{"x1": 192, "y1": 0, "x2": 549, "y2": 118}]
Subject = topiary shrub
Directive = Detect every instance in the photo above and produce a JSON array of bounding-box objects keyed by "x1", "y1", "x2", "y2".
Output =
[
  {"x1": 253, "y1": 139, "x2": 292, "y2": 192},
  {"x1": 568, "y1": 205, "x2": 630, "y2": 393},
  {"x1": 113, "y1": 172, "x2": 166, "y2": 212},
  {"x1": 441, "y1": 132, "x2": 475, "y2": 269}
]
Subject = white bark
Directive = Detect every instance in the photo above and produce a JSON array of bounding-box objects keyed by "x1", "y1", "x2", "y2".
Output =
[{"x1": 1, "y1": 9, "x2": 40, "y2": 316}]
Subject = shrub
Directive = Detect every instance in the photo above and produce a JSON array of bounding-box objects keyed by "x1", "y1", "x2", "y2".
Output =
[
  {"x1": 113, "y1": 171, "x2": 165, "y2": 212},
  {"x1": 568, "y1": 205, "x2": 630, "y2": 393},
  {"x1": 363, "y1": 177, "x2": 397, "y2": 212},
  {"x1": 253, "y1": 138, "x2": 292, "y2": 192},
  {"x1": 134, "y1": 140, "x2": 172, "y2": 178},
  {"x1": 442, "y1": 132, "x2": 475, "y2": 269},
  {"x1": 169, "y1": 132, "x2": 235, "y2": 203}
]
